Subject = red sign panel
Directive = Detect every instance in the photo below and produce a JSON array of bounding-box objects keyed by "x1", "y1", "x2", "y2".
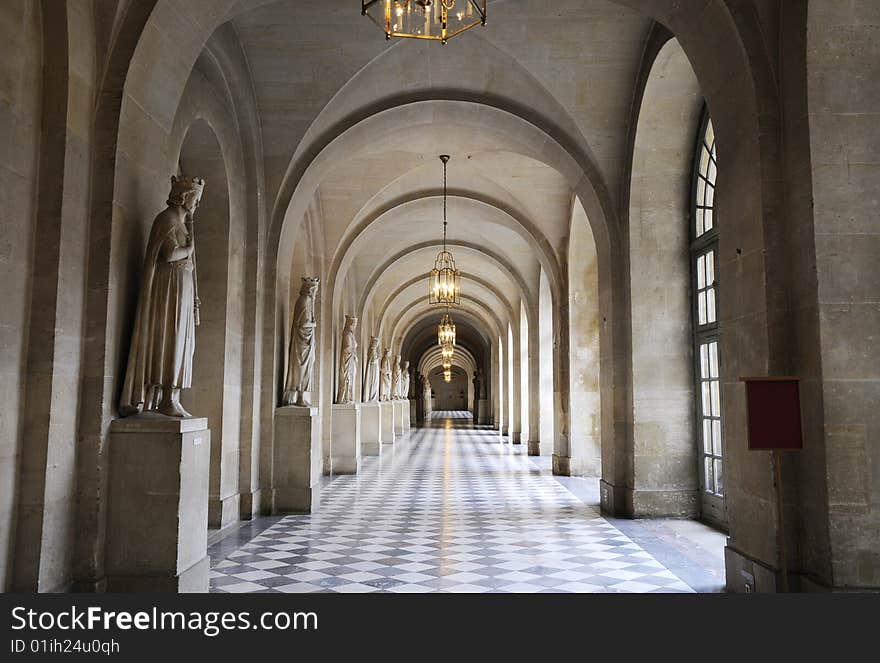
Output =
[{"x1": 742, "y1": 378, "x2": 803, "y2": 450}]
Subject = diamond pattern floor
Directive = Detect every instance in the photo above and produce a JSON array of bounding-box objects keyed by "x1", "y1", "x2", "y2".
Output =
[{"x1": 210, "y1": 412, "x2": 695, "y2": 593}]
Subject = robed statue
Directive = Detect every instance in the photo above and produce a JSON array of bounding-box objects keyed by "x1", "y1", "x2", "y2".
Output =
[
  {"x1": 282, "y1": 277, "x2": 320, "y2": 406},
  {"x1": 119, "y1": 175, "x2": 205, "y2": 418},
  {"x1": 335, "y1": 315, "x2": 358, "y2": 404},
  {"x1": 379, "y1": 348, "x2": 393, "y2": 401},
  {"x1": 392, "y1": 354, "x2": 403, "y2": 400},
  {"x1": 473, "y1": 368, "x2": 484, "y2": 402},
  {"x1": 363, "y1": 336, "x2": 381, "y2": 402},
  {"x1": 401, "y1": 361, "x2": 411, "y2": 399}
]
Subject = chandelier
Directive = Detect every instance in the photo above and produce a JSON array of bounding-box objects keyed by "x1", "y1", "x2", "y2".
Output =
[
  {"x1": 443, "y1": 368, "x2": 452, "y2": 382},
  {"x1": 440, "y1": 344, "x2": 454, "y2": 362},
  {"x1": 438, "y1": 309, "x2": 456, "y2": 346},
  {"x1": 429, "y1": 155, "x2": 461, "y2": 305},
  {"x1": 362, "y1": 1, "x2": 487, "y2": 45}
]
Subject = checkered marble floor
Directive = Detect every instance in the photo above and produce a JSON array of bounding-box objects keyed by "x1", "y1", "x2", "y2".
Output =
[{"x1": 210, "y1": 412, "x2": 694, "y2": 593}]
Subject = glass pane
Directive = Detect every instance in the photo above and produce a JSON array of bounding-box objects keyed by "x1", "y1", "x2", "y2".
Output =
[
  {"x1": 700, "y1": 146, "x2": 710, "y2": 176},
  {"x1": 700, "y1": 344, "x2": 709, "y2": 379},
  {"x1": 714, "y1": 459, "x2": 724, "y2": 495},
  {"x1": 696, "y1": 254, "x2": 706, "y2": 289},
  {"x1": 706, "y1": 120, "x2": 715, "y2": 149},
  {"x1": 696, "y1": 208, "x2": 704, "y2": 237},
  {"x1": 705, "y1": 250, "x2": 715, "y2": 285},
  {"x1": 713, "y1": 419, "x2": 722, "y2": 455},
  {"x1": 703, "y1": 419, "x2": 712, "y2": 454},
  {"x1": 698, "y1": 291, "x2": 707, "y2": 325},
  {"x1": 704, "y1": 207, "x2": 713, "y2": 232},
  {"x1": 710, "y1": 380, "x2": 720, "y2": 417},
  {"x1": 701, "y1": 381, "x2": 711, "y2": 415},
  {"x1": 707, "y1": 158, "x2": 717, "y2": 184},
  {"x1": 704, "y1": 457, "x2": 714, "y2": 493},
  {"x1": 707, "y1": 287, "x2": 716, "y2": 323},
  {"x1": 706, "y1": 183, "x2": 715, "y2": 208},
  {"x1": 709, "y1": 342, "x2": 719, "y2": 378},
  {"x1": 697, "y1": 177, "x2": 706, "y2": 207}
]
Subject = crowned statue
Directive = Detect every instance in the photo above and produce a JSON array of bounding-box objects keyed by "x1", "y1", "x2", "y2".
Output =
[
  {"x1": 363, "y1": 336, "x2": 381, "y2": 402},
  {"x1": 379, "y1": 348, "x2": 393, "y2": 401},
  {"x1": 119, "y1": 175, "x2": 205, "y2": 418},
  {"x1": 282, "y1": 277, "x2": 320, "y2": 406},
  {"x1": 335, "y1": 315, "x2": 358, "y2": 405}
]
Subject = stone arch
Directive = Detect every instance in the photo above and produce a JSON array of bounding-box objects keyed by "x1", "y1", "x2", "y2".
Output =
[{"x1": 623, "y1": 36, "x2": 703, "y2": 518}]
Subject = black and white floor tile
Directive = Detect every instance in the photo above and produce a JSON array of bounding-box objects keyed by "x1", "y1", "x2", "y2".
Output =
[{"x1": 210, "y1": 412, "x2": 694, "y2": 593}]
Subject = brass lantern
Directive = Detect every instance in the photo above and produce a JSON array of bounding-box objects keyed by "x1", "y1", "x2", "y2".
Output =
[
  {"x1": 440, "y1": 344, "x2": 454, "y2": 362},
  {"x1": 362, "y1": 1, "x2": 487, "y2": 45},
  {"x1": 443, "y1": 368, "x2": 453, "y2": 383},
  {"x1": 429, "y1": 155, "x2": 461, "y2": 306},
  {"x1": 438, "y1": 310, "x2": 456, "y2": 346}
]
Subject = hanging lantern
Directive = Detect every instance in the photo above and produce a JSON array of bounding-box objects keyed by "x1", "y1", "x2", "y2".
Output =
[
  {"x1": 362, "y1": 1, "x2": 487, "y2": 46},
  {"x1": 438, "y1": 310, "x2": 456, "y2": 346},
  {"x1": 440, "y1": 344, "x2": 454, "y2": 362},
  {"x1": 429, "y1": 155, "x2": 461, "y2": 306},
  {"x1": 443, "y1": 369, "x2": 452, "y2": 382}
]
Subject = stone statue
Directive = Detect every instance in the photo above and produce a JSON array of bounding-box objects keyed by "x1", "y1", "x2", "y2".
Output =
[
  {"x1": 282, "y1": 277, "x2": 319, "y2": 406},
  {"x1": 119, "y1": 175, "x2": 205, "y2": 418},
  {"x1": 379, "y1": 348, "x2": 393, "y2": 401},
  {"x1": 335, "y1": 315, "x2": 358, "y2": 404},
  {"x1": 363, "y1": 336, "x2": 381, "y2": 402},
  {"x1": 401, "y1": 361, "x2": 411, "y2": 400},
  {"x1": 392, "y1": 354, "x2": 403, "y2": 400},
  {"x1": 423, "y1": 376, "x2": 432, "y2": 399},
  {"x1": 473, "y1": 368, "x2": 483, "y2": 402}
]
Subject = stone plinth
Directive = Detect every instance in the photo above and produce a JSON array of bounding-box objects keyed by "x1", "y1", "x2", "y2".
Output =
[
  {"x1": 273, "y1": 406, "x2": 321, "y2": 513},
  {"x1": 403, "y1": 400, "x2": 412, "y2": 431},
  {"x1": 105, "y1": 414, "x2": 210, "y2": 592},
  {"x1": 379, "y1": 401, "x2": 395, "y2": 444},
  {"x1": 393, "y1": 400, "x2": 406, "y2": 436},
  {"x1": 331, "y1": 403, "x2": 361, "y2": 474},
  {"x1": 477, "y1": 399, "x2": 490, "y2": 424},
  {"x1": 360, "y1": 402, "x2": 382, "y2": 456}
]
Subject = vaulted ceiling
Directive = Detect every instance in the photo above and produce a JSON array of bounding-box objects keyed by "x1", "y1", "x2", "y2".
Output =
[{"x1": 225, "y1": 0, "x2": 652, "y2": 372}]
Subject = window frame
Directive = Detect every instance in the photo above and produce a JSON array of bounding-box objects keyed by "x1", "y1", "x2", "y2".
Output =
[{"x1": 689, "y1": 108, "x2": 727, "y2": 530}]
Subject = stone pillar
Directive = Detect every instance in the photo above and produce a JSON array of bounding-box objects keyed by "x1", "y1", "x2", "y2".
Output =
[
  {"x1": 331, "y1": 403, "x2": 360, "y2": 474},
  {"x1": 393, "y1": 400, "x2": 405, "y2": 436},
  {"x1": 105, "y1": 415, "x2": 211, "y2": 592},
  {"x1": 360, "y1": 402, "x2": 382, "y2": 456},
  {"x1": 379, "y1": 401, "x2": 395, "y2": 444},
  {"x1": 510, "y1": 313, "x2": 522, "y2": 445},
  {"x1": 409, "y1": 400, "x2": 417, "y2": 430},
  {"x1": 272, "y1": 406, "x2": 320, "y2": 513}
]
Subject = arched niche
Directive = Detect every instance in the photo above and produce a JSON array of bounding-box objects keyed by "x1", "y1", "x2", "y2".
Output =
[
  {"x1": 625, "y1": 37, "x2": 701, "y2": 517},
  {"x1": 177, "y1": 118, "x2": 237, "y2": 529}
]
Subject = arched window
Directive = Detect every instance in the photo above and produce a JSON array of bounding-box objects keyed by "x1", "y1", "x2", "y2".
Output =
[{"x1": 691, "y1": 111, "x2": 726, "y2": 528}]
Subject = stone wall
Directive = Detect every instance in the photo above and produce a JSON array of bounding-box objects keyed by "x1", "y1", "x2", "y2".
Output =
[
  {"x1": 0, "y1": 0, "x2": 42, "y2": 590},
  {"x1": 807, "y1": 0, "x2": 880, "y2": 589}
]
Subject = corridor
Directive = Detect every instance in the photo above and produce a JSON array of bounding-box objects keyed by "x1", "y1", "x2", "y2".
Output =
[{"x1": 209, "y1": 413, "x2": 720, "y2": 593}]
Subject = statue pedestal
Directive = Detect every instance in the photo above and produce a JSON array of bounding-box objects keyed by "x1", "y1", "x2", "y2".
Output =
[
  {"x1": 105, "y1": 414, "x2": 210, "y2": 592},
  {"x1": 379, "y1": 401, "x2": 395, "y2": 444},
  {"x1": 273, "y1": 406, "x2": 320, "y2": 513},
  {"x1": 477, "y1": 399, "x2": 490, "y2": 424},
  {"x1": 360, "y1": 402, "x2": 382, "y2": 456},
  {"x1": 331, "y1": 403, "x2": 361, "y2": 474},
  {"x1": 393, "y1": 400, "x2": 406, "y2": 436}
]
